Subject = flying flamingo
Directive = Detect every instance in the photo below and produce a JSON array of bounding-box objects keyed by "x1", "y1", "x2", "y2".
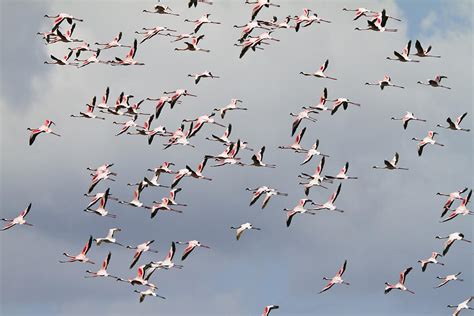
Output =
[
  {"x1": 184, "y1": 14, "x2": 221, "y2": 33},
  {"x1": 365, "y1": 75, "x2": 404, "y2": 90},
  {"x1": 126, "y1": 240, "x2": 159, "y2": 269},
  {"x1": 134, "y1": 289, "x2": 166, "y2": 303},
  {"x1": 262, "y1": 305, "x2": 279, "y2": 316},
  {"x1": 391, "y1": 112, "x2": 426, "y2": 130},
  {"x1": 163, "y1": 89, "x2": 197, "y2": 109},
  {"x1": 84, "y1": 196, "x2": 117, "y2": 218},
  {"x1": 175, "y1": 36, "x2": 210, "y2": 52},
  {"x1": 188, "y1": 71, "x2": 220, "y2": 84},
  {"x1": 384, "y1": 267, "x2": 415, "y2": 294},
  {"x1": 147, "y1": 242, "x2": 183, "y2": 270},
  {"x1": 250, "y1": 146, "x2": 276, "y2": 168},
  {"x1": 168, "y1": 188, "x2": 187, "y2": 207},
  {"x1": 230, "y1": 222, "x2": 261, "y2": 240},
  {"x1": 213, "y1": 99, "x2": 247, "y2": 119},
  {"x1": 94, "y1": 228, "x2": 124, "y2": 247},
  {"x1": 373, "y1": 152, "x2": 408, "y2": 170},
  {"x1": 313, "y1": 183, "x2": 344, "y2": 213},
  {"x1": 299, "y1": 156, "x2": 332, "y2": 195},
  {"x1": 116, "y1": 264, "x2": 157, "y2": 288},
  {"x1": 441, "y1": 190, "x2": 473, "y2": 223},
  {"x1": 1, "y1": 203, "x2": 33, "y2": 231},
  {"x1": 188, "y1": 0, "x2": 213, "y2": 8},
  {"x1": 435, "y1": 232, "x2": 471, "y2": 256},
  {"x1": 27, "y1": 120, "x2": 61, "y2": 145},
  {"x1": 355, "y1": 11, "x2": 398, "y2": 32},
  {"x1": 176, "y1": 240, "x2": 211, "y2": 261},
  {"x1": 278, "y1": 127, "x2": 306, "y2": 152},
  {"x1": 417, "y1": 75, "x2": 451, "y2": 89},
  {"x1": 135, "y1": 26, "x2": 176, "y2": 44},
  {"x1": 111, "y1": 39, "x2": 144, "y2": 66},
  {"x1": 71, "y1": 96, "x2": 105, "y2": 120},
  {"x1": 60, "y1": 236, "x2": 95, "y2": 264},
  {"x1": 299, "y1": 139, "x2": 329, "y2": 166},
  {"x1": 300, "y1": 59, "x2": 337, "y2": 80},
  {"x1": 85, "y1": 252, "x2": 119, "y2": 279},
  {"x1": 329, "y1": 98, "x2": 361, "y2": 115},
  {"x1": 386, "y1": 40, "x2": 419, "y2": 62},
  {"x1": 44, "y1": 13, "x2": 83, "y2": 30},
  {"x1": 309, "y1": 87, "x2": 329, "y2": 111},
  {"x1": 326, "y1": 162, "x2": 358, "y2": 180},
  {"x1": 418, "y1": 252, "x2": 444, "y2": 272},
  {"x1": 436, "y1": 187, "x2": 468, "y2": 215},
  {"x1": 411, "y1": 131, "x2": 444, "y2": 156},
  {"x1": 145, "y1": 198, "x2": 183, "y2": 219},
  {"x1": 437, "y1": 113, "x2": 470, "y2": 132},
  {"x1": 342, "y1": 7, "x2": 375, "y2": 20},
  {"x1": 247, "y1": 186, "x2": 287, "y2": 209},
  {"x1": 434, "y1": 272, "x2": 463, "y2": 288},
  {"x1": 447, "y1": 297, "x2": 473, "y2": 316},
  {"x1": 245, "y1": 0, "x2": 280, "y2": 21},
  {"x1": 143, "y1": 4, "x2": 178, "y2": 15},
  {"x1": 290, "y1": 107, "x2": 318, "y2": 136},
  {"x1": 413, "y1": 40, "x2": 441, "y2": 58},
  {"x1": 284, "y1": 198, "x2": 317, "y2": 227},
  {"x1": 44, "y1": 50, "x2": 77, "y2": 66},
  {"x1": 319, "y1": 260, "x2": 350, "y2": 294},
  {"x1": 95, "y1": 32, "x2": 131, "y2": 50}
]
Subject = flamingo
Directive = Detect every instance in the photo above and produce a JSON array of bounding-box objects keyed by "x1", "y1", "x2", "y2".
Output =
[
  {"x1": 143, "y1": 5, "x2": 178, "y2": 16},
  {"x1": 387, "y1": 40, "x2": 419, "y2": 62},
  {"x1": 50, "y1": 24, "x2": 83, "y2": 43},
  {"x1": 188, "y1": 71, "x2": 220, "y2": 84},
  {"x1": 94, "y1": 228, "x2": 124, "y2": 247},
  {"x1": 313, "y1": 183, "x2": 344, "y2": 213},
  {"x1": 447, "y1": 297, "x2": 474, "y2": 316},
  {"x1": 84, "y1": 195, "x2": 117, "y2": 218},
  {"x1": 126, "y1": 240, "x2": 159, "y2": 269},
  {"x1": 213, "y1": 99, "x2": 247, "y2": 119},
  {"x1": 290, "y1": 107, "x2": 318, "y2": 136},
  {"x1": 292, "y1": 8, "x2": 312, "y2": 32},
  {"x1": 319, "y1": 260, "x2": 350, "y2": 294},
  {"x1": 418, "y1": 252, "x2": 444, "y2": 272},
  {"x1": 355, "y1": 11, "x2": 398, "y2": 32},
  {"x1": 71, "y1": 96, "x2": 105, "y2": 120},
  {"x1": 326, "y1": 162, "x2": 358, "y2": 180},
  {"x1": 342, "y1": 7, "x2": 375, "y2": 20},
  {"x1": 247, "y1": 186, "x2": 287, "y2": 209},
  {"x1": 87, "y1": 169, "x2": 117, "y2": 194},
  {"x1": 298, "y1": 156, "x2": 331, "y2": 195},
  {"x1": 176, "y1": 240, "x2": 210, "y2": 261},
  {"x1": 391, "y1": 112, "x2": 426, "y2": 130},
  {"x1": 184, "y1": 14, "x2": 221, "y2": 33},
  {"x1": 1, "y1": 203, "x2": 33, "y2": 231},
  {"x1": 116, "y1": 264, "x2": 157, "y2": 288},
  {"x1": 84, "y1": 188, "x2": 118, "y2": 210},
  {"x1": 206, "y1": 123, "x2": 233, "y2": 144},
  {"x1": 300, "y1": 59, "x2": 337, "y2": 80},
  {"x1": 417, "y1": 75, "x2": 451, "y2": 89},
  {"x1": 309, "y1": 88, "x2": 329, "y2": 111},
  {"x1": 441, "y1": 190, "x2": 473, "y2": 223},
  {"x1": 284, "y1": 199, "x2": 317, "y2": 227},
  {"x1": 373, "y1": 152, "x2": 408, "y2": 170},
  {"x1": 437, "y1": 113, "x2": 470, "y2": 132},
  {"x1": 435, "y1": 232, "x2": 471, "y2": 256},
  {"x1": 235, "y1": 21, "x2": 271, "y2": 42},
  {"x1": 365, "y1": 74, "x2": 405, "y2": 90},
  {"x1": 60, "y1": 236, "x2": 95, "y2": 264},
  {"x1": 85, "y1": 252, "x2": 118, "y2": 279},
  {"x1": 175, "y1": 36, "x2": 210, "y2": 52},
  {"x1": 142, "y1": 167, "x2": 170, "y2": 188},
  {"x1": 413, "y1": 40, "x2": 441, "y2": 58},
  {"x1": 44, "y1": 51, "x2": 77, "y2": 66},
  {"x1": 147, "y1": 162, "x2": 176, "y2": 175},
  {"x1": 434, "y1": 272, "x2": 463, "y2": 288},
  {"x1": 373, "y1": 9, "x2": 402, "y2": 22},
  {"x1": 299, "y1": 139, "x2": 329, "y2": 166},
  {"x1": 250, "y1": 146, "x2": 276, "y2": 168},
  {"x1": 44, "y1": 13, "x2": 83, "y2": 30},
  {"x1": 135, "y1": 26, "x2": 176, "y2": 44},
  {"x1": 262, "y1": 305, "x2": 279, "y2": 316},
  {"x1": 245, "y1": 0, "x2": 280, "y2": 21},
  {"x1": 278, "y1": 127, "x2": 306, "y2": 152},
  {"x1": 95, "y1": 32, "x2": 131, "y2": 50},
  {"x1": 210, "y1": 140, "x2": 246, "y2": 167},
  {"x1": 230, "y1": 222, "x2": 261, "y2": 240},
  {"x1": 300, "y1": 11, "x2": 332, "y2": 28},
  {"x1": 412, "y1": 131, "x2": 444, "y2": 156},
  {"x1": 329, "y1": 98, "x2": 361, "y2": 115},
  {"x1": 384, "y1": 267, "x2": 415, "y2": 294},
  {"x1": 163, "y1": 123, "x2": 195, "y2": 150},
  {"x1": 75, "y1": 49, "x2": 108, "y2": 68},
  {"x1": 171, "y1": 158, "x2": 208, "y2": 188},
  {"x1": 147, "y1": 242, "x2": 183, "y2": 270},
  {"x1": 111, "y1": 39, "x2": 144, "y2": 66},
  {"x1": 168, "y1": 188, "x2": 187, "y2": 207},
  {"x1": 27, "y1": 120, "x2": 61, "y2": 145},
  {"x1": 188, "y1": 0, "x2": 213, "y2": 8},
  {"x1": 134, "y1": 289, "x2": 166, "y2": 303},
  {"x1": 437, "y1": 187, "x2": 468, "y2": 215},
  {"x1": 169, "y1": 32, "x2": 196, "y2": 43},
  {"x1": 163, "y1": 89, "x2": 197, "y2": 109},
  {"x1": 145, "y1": 198, "x2": 183, "y2": 219},
  {"x1": 68, "y1": 42, "x2": 96, "y2": 58},
  {"x1": 118, "y1": 187, "x2": 148, "y2": 209},
  {"x1": 185, "y1": 113, "x2": 226, "y2": 138}
]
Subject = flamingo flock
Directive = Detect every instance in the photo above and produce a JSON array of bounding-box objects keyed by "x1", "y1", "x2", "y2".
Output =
[{"x1": 3, "y1": 1, "x2": 471, "y2": 315}]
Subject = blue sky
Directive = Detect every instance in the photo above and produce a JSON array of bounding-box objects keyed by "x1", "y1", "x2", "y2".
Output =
[{"x1": 0, "y1": 1, "x2": 472, "y2": 315}]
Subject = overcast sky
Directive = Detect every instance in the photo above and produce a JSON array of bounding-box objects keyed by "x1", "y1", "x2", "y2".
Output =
[{"x1": 0, "y1": 1, "x2": 472, "y2": 315}]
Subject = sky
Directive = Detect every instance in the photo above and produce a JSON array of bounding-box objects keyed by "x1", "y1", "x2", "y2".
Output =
[{"x1": 0, "y1": 1, "x2": 472, "y2": 315}]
